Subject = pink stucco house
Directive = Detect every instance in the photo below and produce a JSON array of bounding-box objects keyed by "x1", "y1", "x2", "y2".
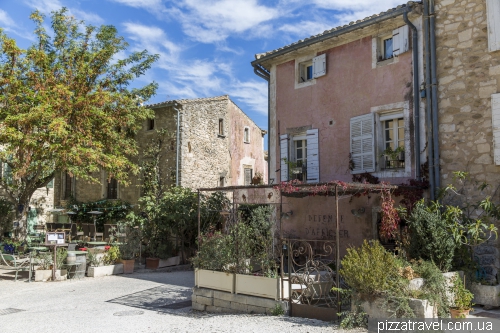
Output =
[{"x1": 251, "y1": 3, "x2": 426, "y2": 251}]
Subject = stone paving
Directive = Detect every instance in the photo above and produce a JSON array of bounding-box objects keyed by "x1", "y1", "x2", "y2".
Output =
[{"x1": 0, "y1": 268, "x2": 345, "y2": 333}]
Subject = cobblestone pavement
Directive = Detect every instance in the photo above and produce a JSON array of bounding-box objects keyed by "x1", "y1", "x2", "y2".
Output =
[{"x1": 0, "y1": 269, "x2": 356, "y2": 333}]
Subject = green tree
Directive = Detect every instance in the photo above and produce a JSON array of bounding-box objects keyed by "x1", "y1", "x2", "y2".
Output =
[{"x1": 0, "y1": 8, "x2": 159, "y2": 233}]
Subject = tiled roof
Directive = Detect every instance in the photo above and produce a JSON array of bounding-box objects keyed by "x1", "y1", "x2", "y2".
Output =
[
  {"x1": 253, "y1": 2, "x2": 416, "y2": 64},
  {"x1": 146, "y1": 95, "x2": 229, "y2": 108}
]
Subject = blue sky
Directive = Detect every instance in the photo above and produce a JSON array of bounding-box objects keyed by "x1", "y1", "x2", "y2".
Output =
[{"x1": 0, "y1": 0, "x2": 404, "y2": 135}]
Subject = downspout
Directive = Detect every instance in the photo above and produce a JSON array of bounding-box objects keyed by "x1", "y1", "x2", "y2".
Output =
[
  {"x1": 423, "y1": 0, "x2": 436, "y2": 200},
  {"x1": 403, "y1": 10, "x2": 421, "y2": 181},
  {"x1": 429, "y1": 0, "x2": 441, "y2": 193},
  {"x1": 174, "y1": 104, "x2": 181, "y2": 186},
  {"x1": 253, "y1": 64, "x2": 271, "y2": 184}
]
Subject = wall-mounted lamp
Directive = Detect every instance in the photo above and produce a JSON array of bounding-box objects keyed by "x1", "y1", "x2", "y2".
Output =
[
  {"x1": 351, "y1": 207, "x2": 365, "y2": 217},
  {"x1": 281, "y1": 210, "x2": 293, "y2": 219}
]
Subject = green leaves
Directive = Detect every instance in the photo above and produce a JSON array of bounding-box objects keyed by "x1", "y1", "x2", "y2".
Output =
[{"x1": 0, "y1": 8, "x2": 159, "y2": 215}]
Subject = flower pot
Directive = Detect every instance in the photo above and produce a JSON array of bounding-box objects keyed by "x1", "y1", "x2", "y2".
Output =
[
  {"x1": 87, "y1": 264, "x2": 124, "y2": 277},
  {"x1": 121, "y1": 259, "x2": 135, "y2": 274},
  {"x1": 158, "y1": 256, "x2": 180, "y2": 268},
  {"x1": 35, "y1": 269, "x2": 67, "y2": 282},
  {"x1": 146, "y1": 257, "x2": 160, "y2": 270},
  {"x1": 450, "y1": 308, "x2": 471, "y2": 318}
]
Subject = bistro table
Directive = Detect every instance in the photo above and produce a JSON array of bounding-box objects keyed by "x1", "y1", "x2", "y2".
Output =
[
  {"x1": 86, "y1": 241, "x2": 107, "y2": 248},
  {"x1": 28, "y1": 246, "x2": 48, "y2": 283}
]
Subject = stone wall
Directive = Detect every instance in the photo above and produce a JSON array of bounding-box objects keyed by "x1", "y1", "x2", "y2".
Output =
[
  {"x1": 435, "y1": 0, "x2": 500, "y2": 282},
  {"x1": 178, "y1": 96, "x2": 232, "y2": 189},
  {"x1": 192, "y1": 287, "x2": 289, "y2": 315},
  {"x1": 435, "y1": 0, "x2": 500, "y2": 185}
]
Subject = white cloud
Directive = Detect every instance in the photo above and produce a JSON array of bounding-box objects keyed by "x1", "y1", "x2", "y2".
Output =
[
  {"x1": 168, "y1": 0, "x2": 279, "y2": 43},
  {"x1": 310, "y1": 0, "x2": 404, "y2": 12},
  {"x1": 108, "y1": 0, "x2": 165, "y2": 10},
  {"x1": 71, "y1": 9, "x2": 104, "y2": 24},
  {"x1": 23, "y1": 0, "x2": 103, "y2": 24},
  {"x1": 0, "y1": 9, "x2": 15, "y2": 28},
  {"x1": 23, "y1": 0, "x2": 63, "y2": 14},
  {"x1": 228, "y1": 80, "x2": 268, "y2": 116},
  {"x1": 278, "y1": 20, "x2": 334, "y2": 38}
]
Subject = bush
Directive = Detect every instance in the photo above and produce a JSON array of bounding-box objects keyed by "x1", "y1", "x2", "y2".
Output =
[
  {"x1": 340, "y1": 240, "x2": 404, "y2": 297},
  {"x1": 406, "y1": 200, "x2": 457, "y2": 272},
  {"x1": 191, "y1": 231, "x2": 234, "y2": 271},
  {"x1": 411, "y1": 259, "x2": 450, "y2": 317}
]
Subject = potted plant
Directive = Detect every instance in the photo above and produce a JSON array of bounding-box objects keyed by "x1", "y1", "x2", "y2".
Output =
[
  {"x1": 251, "y1": 172, "x2": 264, "y2": 185},
  {"x1": 86, "y1": 246, "x2": 124, "y2": 277},
  {"x1": 449, "y1": 275, "x2": 474, "y2": 318},
  {"x1": 145, "y1": 237, "x2": 174, "y2": 269},
  {"x1": 381, "y1": 146, "x2": 405, "y2": 169},
  {"x1": 119, "y1": 227, "x2": 141, "y2": 274}
]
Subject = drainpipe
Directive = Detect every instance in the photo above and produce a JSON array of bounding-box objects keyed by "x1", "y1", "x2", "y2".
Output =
[
  {"x1": 429, "y1": 0, "x2": 441, "y2": 193},
  {"x1": 403, "y1": 11, "x2": 421, "y2": 181},
  {"x1": 423, "y1": 0, "x2": 435, "y2": 200},
  {"x1": 253, "y1": 64, "x2": 271, "y2": 184},
  {"x1": 173, "y1": 104, "x2": 181, "y2": 186}
]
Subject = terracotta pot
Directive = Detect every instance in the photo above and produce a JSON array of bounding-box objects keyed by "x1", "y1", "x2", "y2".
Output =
[
  {"x1": 450, "y1": 308, "x2": 471, "y2": 318},
  {"x1": 121, "y1": 259, "x2": 135, "y2": 274},
  {"x1": 146, "y1": 257, "x2": 159, "y2": 270}
]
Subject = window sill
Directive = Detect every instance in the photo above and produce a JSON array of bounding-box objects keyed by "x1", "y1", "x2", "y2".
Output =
[
  {"x1": 375, "y1": 57, "x2": 398, "y2": 68},
  {"x1": 218, "y1": 134, "x2": 226, "y2": 138},
  {"x1": 244, "y1": 141, "x2": 250, "y2": 144}
]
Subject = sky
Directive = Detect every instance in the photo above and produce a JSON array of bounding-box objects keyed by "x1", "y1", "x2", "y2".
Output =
[{"x1": 0, "y1": 0, "x2": 405, "y2": 135}]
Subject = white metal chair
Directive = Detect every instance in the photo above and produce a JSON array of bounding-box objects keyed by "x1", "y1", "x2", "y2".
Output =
[{"x1": 0, "y1": 251, "x2": 31, "y2": 281}]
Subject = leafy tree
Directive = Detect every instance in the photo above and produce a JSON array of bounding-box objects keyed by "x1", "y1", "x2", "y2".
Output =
[{"x1": 0, "y1": 8, "x2": 159, "y2": 233}]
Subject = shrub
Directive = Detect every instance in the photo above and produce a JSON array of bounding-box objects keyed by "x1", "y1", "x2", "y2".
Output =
[
  {"x1": 191, "y1": 231, "x2": 234, "y2": 272},
  {"x1": 103, "y1": 246, "x2": 121, "y2": 265},
  {"x1": 340, "y1": 240, "x2": 404, "y2": 297},
  {"x1": 411, "y1": 259, "x2": 450, "y2": 317},
  {"x1": 270, "y1": 304, "x2": 285, "y2": 316},
  {"x1": 406, "y1": 200, "x2": 457, "y2": 272}
]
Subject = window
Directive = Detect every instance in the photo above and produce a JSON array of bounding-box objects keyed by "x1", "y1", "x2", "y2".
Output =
[
  {"x1": 280, "y1": 129, "x2": 319, "y2": 183},
  {"x1": 218, "y1": 118, "x2": 224, "y2": 136},
  {"x1": 350, "y1": 102, "x2": 410, "y2": 175},
  {"x1": 46, "y1": 177, "x2": 53, "y2": 188},
  {"x1": 381, "y1": 114, "x2": 405, "y2": 169},
  {"x1": 296, "y1": 54, "x2": 326, "y2": 86},
  {"x1": 299, "y1": 60, "x2": 313, "y2": 82},
  {"x1": 382, "y1": 37, "x2": 393, "y2": 60},
  {"x1": 373, "y1": 25, "x2": 409, "y2": 66},
  {"x1": 244, "y1": 127, "x2": 250, "y2": 143},
  {"x1": 107, "y1": 177, "x2": 118, "y2": 199},
  {"x1": 244, "y1": 168, "x2": 253, "y2": 186},
  {"x1": 147, "y1": 118, "x2": 154, "y2": 131},
  {"x1": 487, "y1": 0, "x2": 500, "y2": 52},
  {"x1": 63, "y1": 172, "x2": 73, "y2": 199},
  {"x1": 219, "y1": 176, "x2": 225, "y2": 187}
]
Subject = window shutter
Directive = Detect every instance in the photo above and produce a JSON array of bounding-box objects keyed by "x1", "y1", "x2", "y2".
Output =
[
  {"x1": 392, "y1": 25, "x2": 409, "y2": 56},
  {"x1": 492, "y1": 93, "x2": 500, "y2": 165},
  {"x1": 312, "y1": 54, "x2": 326, "y2": 78},
  {"x1": 306, "y1": 129, "x2": 319, "y2": 183},
  {"x1": 280, "y1": 134, "x2": 289, "y2": 182},
  {"x1": 350, "y1": 114, "x2": 375, "y2": 173},
  {"x1": 487, "y1": 0, "x2": 500, "y2": 52}
]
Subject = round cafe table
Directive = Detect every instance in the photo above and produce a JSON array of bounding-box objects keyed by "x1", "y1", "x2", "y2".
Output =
[{"x1": 87, "y1": 241, "x2": 107, "y2": 248}]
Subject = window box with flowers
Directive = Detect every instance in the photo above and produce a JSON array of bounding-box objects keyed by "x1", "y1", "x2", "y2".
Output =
[{"x1": 381, "y1": 146, "x2": 405, "y2": 169}]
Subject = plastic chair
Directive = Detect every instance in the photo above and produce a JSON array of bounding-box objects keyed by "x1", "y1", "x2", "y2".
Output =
[{"x1": 0, "y1": 251, "x2": 30, "y2": 281}]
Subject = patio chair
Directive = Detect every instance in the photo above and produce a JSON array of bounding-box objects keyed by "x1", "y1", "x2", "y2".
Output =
[
  {"x1": 88, "y1": 224, "x2": 103, "y2": 241},
  {"x1": 82, "y1": 223, "x2": 90, "y2": 238},
  {"x1": 70, "y1": 223, "x2": 78, "y2": 240},
  {"x1": 0, "y1": 251, "x2": 31, "y2": 281}
]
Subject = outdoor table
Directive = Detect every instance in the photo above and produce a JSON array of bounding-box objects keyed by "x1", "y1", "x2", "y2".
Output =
[
  {"x1": 43, "y1": 243, "x2": 69, "y2": 281},
  {"x1": 87, "y1": 241, "x2": 107, "y2": 248},
  {"x1": 28, "y1": 246, "x2": 49, "y2": 283}
]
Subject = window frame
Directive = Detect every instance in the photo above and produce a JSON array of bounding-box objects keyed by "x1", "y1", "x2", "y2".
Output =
[
  {"x1": 244, "y1": 167, "x2": 253, "y2": 186},
  {"x1": 147, "y1": 118, "x2": 155, "y2": 131},
  {"x1": 218, "y1": 118, "x2": 225, "y2": 137},
  {"x1": 243, "y1": 126, "x2": 250, "y2": 143},
  {"x1": 371, "y1": 102, "x2": 411, "y2": 178},
  {"x1": 107, "y1": 177, "x2": 118, "y2": 200},
  {"x1": 291, "y1": 133, "x2": 307, "y2": 181}
]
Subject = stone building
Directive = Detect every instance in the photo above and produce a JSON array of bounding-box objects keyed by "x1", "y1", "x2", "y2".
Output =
[
  {"x1": 433, "y1": 0, "x2": 500, "y2": 281},
  {"x1": 51, "y1": 95, "x2": 267, "y2": 207}
]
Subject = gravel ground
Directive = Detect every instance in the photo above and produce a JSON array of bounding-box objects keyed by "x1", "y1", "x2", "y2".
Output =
[{"x1": 0, "y1": 269, "x2": 365, "y2": 333}]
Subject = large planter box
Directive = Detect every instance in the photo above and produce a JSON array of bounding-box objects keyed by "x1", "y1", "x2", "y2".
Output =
[
  {"x1": 355, "y1": 296, "x2": 436, "y2": 318},
  {"x1": 35, "y1": 269, "x2": 67, "y2": 282},
  {"x1": 158, "y1": 256, "x2": 180, "y2": 268},
  {"x1": 235, "y1": 274, "x2": 282, "y2": 300},
  {"x1": 470, "y1": 283, "x2": 500, "y2": 307},
  {"x1": 195, "y1": 269, "x2": 235, "y2": 293},
  {"x1": 87, "y1": 264, "x2": 123, "y2": 277}
]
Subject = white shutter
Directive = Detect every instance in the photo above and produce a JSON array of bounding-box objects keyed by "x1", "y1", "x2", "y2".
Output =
[
  {"x1": 306, "y1": 129, "x2": 319, "y2": 183},
  {"x1": 492, "y1": 93, "x2": 500, "y2": 165},
  {"x1": 312, "y1": 54, "x2": 326, "y2": 78},
  {"x1": 487, "y1": 0, "x2": 500, "y2": 52},
  {"x1": 280, "y1": 134, "x2": 289, "y2": 182},
  {"x1": 392, "y1": 25, "x2": 409, "y2": 56},
  {"x1": 350, "y1": 114, "x2": 375, "y2": 173}
]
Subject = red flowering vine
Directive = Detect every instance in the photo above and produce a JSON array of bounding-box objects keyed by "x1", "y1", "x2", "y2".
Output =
[{"x1": 379, "y1": 188, "x2": 400, "y2": 240}]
